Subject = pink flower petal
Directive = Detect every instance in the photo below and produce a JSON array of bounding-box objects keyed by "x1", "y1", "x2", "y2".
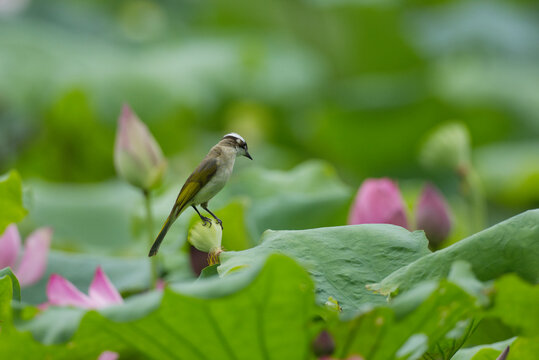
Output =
[
  {"x1": 116, "y1": 104, "x2": 135, "y2": 151},
  {"x1": 46, "y1": 274, "x2": 96, "y2": 309},
  {"x1": 98, "y1": 351, "x2": 119, "y2": 360},
  {"x1": 88, "y1": 267, "x2": 123, "y2": 307},
  {"x1": 15, "y1": 228, "x2": 52, "y2": 287},
  {"x1": 0, "y1": 224, "x2": 21, "y2": 269}
]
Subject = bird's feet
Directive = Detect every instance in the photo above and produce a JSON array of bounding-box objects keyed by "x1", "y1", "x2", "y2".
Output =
[
  {"x1": 200, "y1": 216, "x2": 212, "y2": 227},
  {"x1": 215, "y1": 218, "x2": 223, "y2": 229}
]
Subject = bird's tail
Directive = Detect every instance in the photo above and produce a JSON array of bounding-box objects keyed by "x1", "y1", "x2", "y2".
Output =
[{"x1": 149, "y1": 212, "x2": 176, "y2": 257}]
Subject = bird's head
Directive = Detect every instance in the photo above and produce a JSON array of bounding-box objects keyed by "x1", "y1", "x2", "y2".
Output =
[{"x1": 221, "y1": 133, "x2": 253, "y2": 160}]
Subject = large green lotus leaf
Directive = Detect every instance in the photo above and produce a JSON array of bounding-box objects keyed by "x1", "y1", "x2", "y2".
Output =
[
  {"x1": 0, "y1": 170, "x2": 27, "y2": 233},
  {"x1": 370, "y1": 210, "x2": 539, "y2": 295},
  {"x1": 21, "y1": 251, "x2": 150, "y2": 305},
  {"x1": 219, "y1": 224, "x2": 431, "y2": 313},
  {"x1": 451, "y1": 338, "x2": 515, "y2": 360},
  {"x1": 0, "y1": 274, "x2": 64, "y2": 359},
  {"x1": 26, "y1": 180, "x2": 141, "y2": 254},
  {"x1": 466, "y1": 337, "x2": 539, "y2": 360},
  {"x1": 488, "y1": 275, "x2": 539, "y2": 336},
  {"x1": 0, "y1": 278, "x2": 55, "y2": 359},
  {"x1": 455, "y1": 337, "x2": 539, "y2": 360},
  {"x1": 504, "y1": 337, "x2": 539, "y2": 360},
  {"x1": 0, "y1": 277, "x2": 58, "y2": 358},
  {"x1": 222, "y1": 160, "x2": 353, "y2": 240},
  {"x1": 332, "y1": 279, "x2": 478, "y2": 360},
  {"x1": 0, "y1": 255, "x2": 317, "y2": 359},
  {"x1": 70, "y1": 255, "x2": 316, "y2": 360}
]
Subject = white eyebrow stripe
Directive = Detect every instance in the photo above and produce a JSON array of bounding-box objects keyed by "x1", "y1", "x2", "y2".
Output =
[{"x1": 223, "y1": 132, "x2": 245, "y2": 143}]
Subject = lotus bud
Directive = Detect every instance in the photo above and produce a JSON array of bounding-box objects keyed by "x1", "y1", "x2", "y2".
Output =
[
  {"x1": 348, "y1": 178, "x2": 409, "y2": 229},
  {"x1": 114, "y1": 104, "x2": 166, "y2": 191},
  {"x1": 312, "y1": 330, "x2": 335, "y2": 357},
  {"x1": 188, "y1": 220, "x2": 222, "y2": 263},
  {"x1": 419, "y1": 122, "x2": 471, "y2": 175},
  {"x1": 415, "y1": 183, "x2": 452, "y2": 249}
]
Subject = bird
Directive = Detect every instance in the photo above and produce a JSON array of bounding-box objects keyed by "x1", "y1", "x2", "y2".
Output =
[{"x1": 148, "y1": 133, "x2": 252, "y2": 257}]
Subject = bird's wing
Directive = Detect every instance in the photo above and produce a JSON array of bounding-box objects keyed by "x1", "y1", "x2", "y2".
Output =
[{"x1": 172, "y1": 157, "x2": 218, "y2": 213}]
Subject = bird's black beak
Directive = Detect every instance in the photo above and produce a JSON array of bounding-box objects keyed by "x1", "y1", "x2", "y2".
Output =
[{"x1": 245, "y1": 151, "x2": 253, "y2": 160}]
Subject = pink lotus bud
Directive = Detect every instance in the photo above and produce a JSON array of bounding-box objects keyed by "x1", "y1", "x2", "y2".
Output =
[
  {"x1": 114, "y1": 104, "x2": 166, "y2": 190},
  {"x1": 312, "y1": 330, "x2": 335, "y2": 357},
  {"x1": 415, "y1": 183, "x2": 452, "y2": 248},
  {"x1": 348, "y1": 178, "x2": 409, "y2": 229}
]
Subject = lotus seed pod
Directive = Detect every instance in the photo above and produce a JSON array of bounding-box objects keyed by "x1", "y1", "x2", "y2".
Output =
[{"x1": 420, "y1": 122, "x2": 471, "y2": 174}]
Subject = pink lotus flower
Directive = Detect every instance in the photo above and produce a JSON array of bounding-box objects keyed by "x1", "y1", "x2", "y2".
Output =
[
  {"x1": 415, "y1": 183, "x2": 452, "y2": 248},
  {"x1": 348, "y1": 178, "x2": 409, "y2": 229},
  {"x1": 46, "y1": 266, "x2": 123, "y2": 309},
  {"x1": 0, "y1": 224, "x2": 52, "y2": 287},
  {"x1": 114, "y1": 104, "x2": 167, "y2": 191}
]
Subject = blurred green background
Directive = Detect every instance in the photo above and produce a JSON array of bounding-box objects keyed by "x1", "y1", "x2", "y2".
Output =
[
  {"x1": 1, "y1": 0, "x2": 539, "y2": 229},
  {"x1": 2, "y1": 3, "x2": 539, "y2": 356}
]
